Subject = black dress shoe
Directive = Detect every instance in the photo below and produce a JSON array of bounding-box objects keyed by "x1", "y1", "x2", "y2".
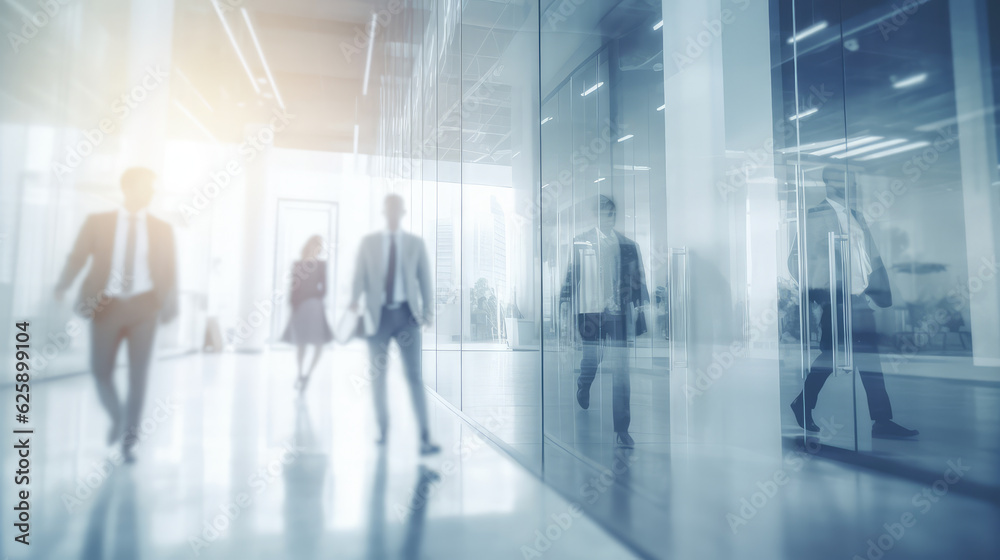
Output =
[
  {"x1": 616, "y1": 432, "x2": 634, "y2": 448},
  {"x1": 872, "y1": 420, "x2": 919, "y2": 440},
  {"x1": 576, "y1": 382, "x2": 590, "y2": 410},
  {"x1": 790, "y1": 396, "x2": 820, "y2": 433}
]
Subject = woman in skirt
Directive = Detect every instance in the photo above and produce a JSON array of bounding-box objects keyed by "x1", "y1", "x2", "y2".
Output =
[{"x1": 282, "y1": 235, "x2": 334, "y2": 392}]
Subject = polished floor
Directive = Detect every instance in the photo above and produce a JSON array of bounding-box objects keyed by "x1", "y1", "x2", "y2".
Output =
[
  {"x1": 0, "y1": 348, "x2": 637, "y2": 560},
  {"x1": 2, "y1": 347, "x2": 998, "y2": 559}
]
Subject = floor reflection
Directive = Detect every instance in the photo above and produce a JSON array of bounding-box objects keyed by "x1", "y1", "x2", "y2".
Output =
[
  {"x1": 80, "y1": 469, "x2": 138, "y2": 560},
  {"x1": 284, "y1": 399, "x2": 328, "y2": 559},
  {"x1": 5, "y1": 349, "x2": 635, "y2": 560}
]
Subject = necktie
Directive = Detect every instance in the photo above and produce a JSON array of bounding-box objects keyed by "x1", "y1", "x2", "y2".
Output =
[
  {"x1": 122, "y1": 214, "x2": 137, "y2": 294},
  {"x1": 385, "y1": 234, "x2": 396, "y2": 304}
]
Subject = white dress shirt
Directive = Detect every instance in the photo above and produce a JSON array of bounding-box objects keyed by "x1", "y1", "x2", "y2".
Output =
[
  {"x1": 597, "y1": 228, "x2": 621, "y2": 313},
  {"x1": 107, "y1": 208, "x2": 153, "y2": 297},
  {"x1": 578, "y1": 228, "x2": 621, "y2": 314},
  {"x1": 382, "y1": 229, "x2": 407, "y2": 306},
  {"x1": 827, "y1": 199, "x2": 872, "y2": 295}
]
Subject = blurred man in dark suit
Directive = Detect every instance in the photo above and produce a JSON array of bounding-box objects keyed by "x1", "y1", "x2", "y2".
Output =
[
  {"x1": 55, "y1": 167, "x2": 177, "y2": 461},
  {"x1": 561, "y1": 195, "x2": 649, "y2": 448}
]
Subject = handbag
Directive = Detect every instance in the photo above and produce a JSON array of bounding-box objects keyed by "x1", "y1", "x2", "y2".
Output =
[{"x1": 336, "y1": 309, "x2": 372, "y2": 343}]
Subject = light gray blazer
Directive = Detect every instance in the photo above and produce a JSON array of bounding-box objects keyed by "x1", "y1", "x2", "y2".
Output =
[{"x1": 350, "y1": 231, "x2": 434, "y2": 332}]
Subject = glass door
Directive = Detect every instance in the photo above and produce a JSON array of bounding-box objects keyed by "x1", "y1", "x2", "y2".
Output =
[{"x1": 779, "y1": 0, "x2": 1000, "y2": 488}]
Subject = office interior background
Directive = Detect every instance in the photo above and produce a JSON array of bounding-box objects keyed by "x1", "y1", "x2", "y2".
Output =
[{"x1": 1, "y1": 0, "x2": 999, "y2": 558}]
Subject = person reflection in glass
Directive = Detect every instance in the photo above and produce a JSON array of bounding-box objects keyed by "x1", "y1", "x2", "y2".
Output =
[
  {"x1": 561, "y1": 195, "x2": 649, "y2": 448},
  {"x1": 789, "y1": 165, "x2": 918, "y2": 440}
]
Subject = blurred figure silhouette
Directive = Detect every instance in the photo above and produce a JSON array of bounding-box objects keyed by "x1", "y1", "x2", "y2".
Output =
[
  {"x1": 350, "y1": 194, "x2": 440, "y2": 455},
  {"x1": 54, "y1": 167, "x2": 177, "y2": 462},
  {"x1": 560, "y1": 195, "x2": 649, "y2": 448},
  {"x1": 282, "y1": 235, "x2": 334, "y2": 392},
  {"x1": 788, "y1": 165, "x2": 918, "y2": 440}
]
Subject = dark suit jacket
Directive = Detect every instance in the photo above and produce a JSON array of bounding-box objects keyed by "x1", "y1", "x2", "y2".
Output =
[
  {"x1": 560, "y1": 228, "x2": 650, "y2": 336},
  {"x1": 289, "y1": 260, "x2": 328, "y2": 309},
  {"x1": 788, "y1": 200, "x2": 892, "y2": 308},
  {"x1": 56, "y1": 211, "x2": 177, "y2": 320}
]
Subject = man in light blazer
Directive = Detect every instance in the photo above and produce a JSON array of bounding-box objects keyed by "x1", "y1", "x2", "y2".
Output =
[
  {"x1": 54, "y1": 167, "x2": 178, "y2": 462},
  {"x1": 350, "y1": 194, "x2": 440, "y2": 455},
  {"x1": 788, "y1": 166, "x2": 917, "y2": 440}
]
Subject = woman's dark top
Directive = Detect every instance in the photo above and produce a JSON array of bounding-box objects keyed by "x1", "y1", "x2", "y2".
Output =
[{"x1": 289, "y1": 260, "x2": 327, "y2": 309}]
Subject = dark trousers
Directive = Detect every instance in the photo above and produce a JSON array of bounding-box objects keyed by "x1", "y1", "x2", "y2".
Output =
[
  {"x1": 799, "y1": 290, "x2": 893, "y2": 421},
  {"x1": 91, "y1": 292, "x2": 159, "y2": 443},
  {"x1": 578, "y1": 312, "x2": 631, "y2": 432},
  {"x1": 367, "y1": 304, "x2": 430, "y2": 440}
]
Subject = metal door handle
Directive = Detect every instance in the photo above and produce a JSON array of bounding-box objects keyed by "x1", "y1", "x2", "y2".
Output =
[{"x1": 828, "y1": 232, "x2": 853, "y2": 375}]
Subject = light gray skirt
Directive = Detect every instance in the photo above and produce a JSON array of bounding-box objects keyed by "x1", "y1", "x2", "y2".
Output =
[{"x1": 281, "y1": 297, "x2": 334, "y2": 345}]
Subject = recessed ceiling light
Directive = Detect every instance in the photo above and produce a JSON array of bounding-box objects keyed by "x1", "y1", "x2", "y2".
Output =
[
  {"x1": 788, "y1": 107, "x2": 818, "y2": 121},
  {"x1": 787, "y1": 21, "x2": 828, "y2": 44},
  {"x1": 858, "y1": 141, "x2": 931, "y2": 160},
  {"x1": 893, "y1": 73, "x2": 928, "y2": 89},
  {"x1": 832, "y1": 138, "x2": 908, "y2": 159},
  {"x1": 581, "y1": 82, "x2": 604, "y2": 96},
  {"x1": 810, "y1": 136, "x2": 883, "y2": 156}
]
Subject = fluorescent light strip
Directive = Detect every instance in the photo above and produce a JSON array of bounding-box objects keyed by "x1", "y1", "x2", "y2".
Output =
[
  {"x1": 353, "y1": 124, "x2": 359, "y2": 155},
  {"x1": 810, "y1": 136, "x2": 883, "y2": 156},
  {"x1": 893, "y1": 73, "x2": 928, "y2": 89},
  {"x1": 857, "y1": 141, "x2": 930, "y2": 161},
  {"x1": 581, "y1": 82, "x2": 604, "y2": 97},
  {"x1": 362, "y1": 12, "x2": 377, "y2": 96},
  {"x1": 653, "y1": 20, "x2": 663, "y2": 31},
  {"x1": 787, "y1": 21, "x2": 828, "y2": 44},
  {"x1": 594, "y1": 177, "x2": 606, "y2": 183},
  {"x1": 210, "y1": 0, "x2": 260, "y2": 94},
  {"x1": 788, "y1": 107, "x2": 818, "y2": 121},
  {"x1": 656, "y1": 104, "x2": 665, "y2": 111},
  {"x1": 173, "y1": 100, "x2": 217, "y2": 142},
  {"x1": 241, "y1": 8, "x2": 285, "y2": 110},
  {"x1": 617, "y1": 134, "x2": 633, "y2": 143},
  {"x1": 541, "y1": 116, "x2": 553, "y2": 125},
  {"x1": 831, "y1": 138, "x2": 907, "y2": 159}
]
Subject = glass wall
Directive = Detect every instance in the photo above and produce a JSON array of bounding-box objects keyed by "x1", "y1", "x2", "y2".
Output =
[
  {"x1": 777, "y1": 0, "x2": 1000, "y2": 488},
  {"x1": 540, "y1": 0, "x2": 670, "y2": 476},
  {"x1": 375, "y1": 0, "x2": 543, "y2": 466}
]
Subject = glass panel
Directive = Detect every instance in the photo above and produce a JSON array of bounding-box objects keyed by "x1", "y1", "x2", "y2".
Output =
[
  {"x1": 840, "y1": 0, "x2": 1000, "y2": 483},
  {"x1": 541, "y1": 0, "x2": 666, "y2": 480},
  {"x1": 777, "y1": 0, "x2": 859, "y2": 450}
]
